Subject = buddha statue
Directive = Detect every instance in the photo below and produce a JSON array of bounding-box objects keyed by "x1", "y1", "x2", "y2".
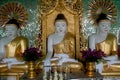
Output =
[
  {"x1": 88, "y1": 13, "x2": 120, "y2": 73},
  {"x1": 43, "y1": 14, "x2": 83, "y2": 72},
  {"x1": 0, "y1": 19, "x2": 28, "y2": 72}
]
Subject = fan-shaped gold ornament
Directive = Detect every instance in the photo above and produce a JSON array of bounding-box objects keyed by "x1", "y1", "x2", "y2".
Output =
[
  {"x1": 88, "y1": 0, "x2": 117, "y2": 24},
  {"x1": 0, "y1": 2, "x2": 28, "y2": 28}
]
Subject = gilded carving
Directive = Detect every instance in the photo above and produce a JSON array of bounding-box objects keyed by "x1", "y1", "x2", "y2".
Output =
[
  {"x1": 63, "y1": 0, "x2": 82, "y2": 14},
  {"x1": 39, "y1": 0, "x2": 58, "y2": 14}
]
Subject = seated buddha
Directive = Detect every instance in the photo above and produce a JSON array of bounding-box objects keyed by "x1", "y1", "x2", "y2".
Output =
[
  {"x1": 88, "y1": 13, "x2": 120, "y2": 73},
  {"x1": 0, "y1": 19, "x2": 28, "y2": 72},
  {"x1": 43, "y1": 14, "x2": 83, "y2": 73}
]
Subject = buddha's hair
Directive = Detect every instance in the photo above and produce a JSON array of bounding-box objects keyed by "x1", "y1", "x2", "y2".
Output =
[
  {"x1": 96, "y1": 13, "x2": 109, "y2": 24},
  {"x1": 54, "y1": 14, "x2": 68, "y2": 25},
  {"x1": 6, "y1": 19, "x2": 20, "y2": 28}
]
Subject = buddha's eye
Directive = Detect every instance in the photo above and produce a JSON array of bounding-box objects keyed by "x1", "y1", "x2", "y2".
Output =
[
  {"x1": 62, "y1": 24, "x2": 65, "y2": 27},
  {"x1": 102, "y1": 24, "x2": 105, "y2": 26},
  {"x1": 56, "y1": 25, "x2": 60, "y2": 27}
]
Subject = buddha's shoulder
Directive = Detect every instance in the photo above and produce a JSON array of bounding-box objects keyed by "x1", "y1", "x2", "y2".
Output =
[
  {"x1": 16, "y1": 36, "x2": 28, "y2": 41},
  {"x1": 0, "y1": 37, "x2": 8, "y2": 42},
  {"x1": 66, "y1": 32, "x2": 74, "y2": 38},
  {"x1": 88, "y1": 33, "x2": 96, "y2": 39},
  {"x1": 48, "y1": 33, "x2": 55, "y2": 39},
  {"x1": 108, "y1": 33, "x2": 117, "y2": 39}
]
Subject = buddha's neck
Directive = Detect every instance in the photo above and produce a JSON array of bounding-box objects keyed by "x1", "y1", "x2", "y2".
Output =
[
  {"x1": 96, "y1": 32, "x2": 108, "y2": 43},
  {"x1": 55, "y1": 32, "x2": 66, "y2": 37},
  {"x1": 7, "y1": 35, "x2": 18, "y2": 41},
  {"x1": 97, "y1": 31, "x2": 108, "y2": 37}
]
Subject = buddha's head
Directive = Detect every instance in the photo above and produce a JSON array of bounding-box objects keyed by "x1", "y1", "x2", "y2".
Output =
[
  {"x1": 96, "y1": 13, "x2": 111, "y2": 34},
  {"x1": 5, "y1": 19, "x2": 20, "y2": 38},
  {"x1": 54, "y1": 14, "x2": 67, "y2": 34}
]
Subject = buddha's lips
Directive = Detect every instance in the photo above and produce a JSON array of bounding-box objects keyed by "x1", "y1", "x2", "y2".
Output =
[
  {"x1": 60, "y1": 30, "x2": 63, "y2": 32},
  {"x1": 8, "y1": 34, "x2": 12, "y2": 36},
  {"x1": 105, "y1": 30, "x2": 108, "y2": 32}
]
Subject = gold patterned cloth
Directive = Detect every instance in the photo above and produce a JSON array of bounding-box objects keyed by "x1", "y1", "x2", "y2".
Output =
[
  {"x1": 0, "y1": 36, "x2": 28, "y2": 72},
  {"x1": 52, "y1": 32, "x2": 83, "y2": 72},
  {"x1": 5, "y1": 36, "x2": 28, "y2": 61},
  {"x1": 37, "y1": 32, "x2": 83, "y2": 72},
  {"x1": 53, "y1": 32, "x2": 75, "y2": 58},
  {"x1": 95, "y1": 33, "x2": 120, "y2": 72},
  {"x1": 96, "y1": 33, "x2": 117, "y2": 56}
]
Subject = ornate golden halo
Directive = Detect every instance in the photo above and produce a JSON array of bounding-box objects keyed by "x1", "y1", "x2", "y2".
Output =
[
  {"x1": 88, "y1": 0, "x2": 117, "y2": 25},
  {"x1": 0, "y1": 2, "x2": 28, "y2": 28}
]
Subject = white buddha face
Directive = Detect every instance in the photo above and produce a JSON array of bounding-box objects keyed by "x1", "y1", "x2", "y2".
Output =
[
  {"x1": 5, "y1": 24, "x2": 18, "y2": 37},
  {"x1": 55, "y1": 20, "x2": 67, "y2": 34},
  {"x1": 98, "y1": 20, "x2": 111, "y2": 33}
]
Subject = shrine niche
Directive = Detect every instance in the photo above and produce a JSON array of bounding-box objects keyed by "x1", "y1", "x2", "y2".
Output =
[{"x1": 38, "y1": 0, "x2": 87, "y2": 59}]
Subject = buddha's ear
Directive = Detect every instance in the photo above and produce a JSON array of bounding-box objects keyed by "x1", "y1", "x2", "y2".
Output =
[
  {"x1": 2, "y1": 27, "x2": 5, "y2": 32},
  {"x1": 96, "y1": 26, "x2": 99, "y2": 32},
  {"x1": 17, "y1": 28, "x2": 21, "y2": 36}
]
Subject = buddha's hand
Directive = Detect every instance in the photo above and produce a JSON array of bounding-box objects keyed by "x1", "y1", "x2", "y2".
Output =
[
  {"x1": 54, "y1": 53, "x2": 69, "y2": 59},
  {"x1": 103, "y1": 55, "x2": 118, "y2": 61},
  {"x1": 0, "y1": 54, "x2": 5, "y2": 61},
  {"x1": 0, "y1": 56, "x2": 3, "y2": 62},
  {"x1": 107, "y1": 60, "x2": 120, "y2": 67},
  {"x1": 2, "y1": 58, "x2": 17, "y2": 63},
  {"x1": 43, "y1": 59, "x2": 51, "y2": 66}
]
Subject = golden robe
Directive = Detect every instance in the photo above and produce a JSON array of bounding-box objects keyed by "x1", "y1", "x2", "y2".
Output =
[
  {"x1": 95, "y1": 33, "x2": 120, "y2": 72},
  {"x1": 53, "y1": 32, "x2": 75, "y2": 58},
  {"x1": 52, "y1": 32, "x2": 83, "y2": 72},
  {"x1": 0, "y1": 36, "x2": 28, "y2": 72},
  {"x1": 36, "y1": 32, "x2": 83, "y2": 72},
  {"x1": 5, "y1": 36, "x2": 28, "y2": 61},
  {"x1": 96, "y1": 33, "x2": 117, "y2": 56}
]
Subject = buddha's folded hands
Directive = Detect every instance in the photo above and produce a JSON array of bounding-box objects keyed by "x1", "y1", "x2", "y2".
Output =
[
  {"x1": 54, "y1": 53, "x2": 69, "y2": 59},
  {"x1": 0, "y1": 54, "x2": 5, "y2": 61},
  {"x1": 107, "y1": 60, "x2": 120, "y2": 67},
  {"x1": 2, "y1": 58, "x2": 25, "y2": 69},
  {"x1": 2, "y1": 58, "x2": 17, "y2": 63},
  {"x1": 103, "y1": 55, "x2": 118, "y2": 61},
  {"x1": 43, "y1": 59, "x2": 51, "y2": 66}
]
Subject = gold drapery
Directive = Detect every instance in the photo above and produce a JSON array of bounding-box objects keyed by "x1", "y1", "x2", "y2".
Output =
[{"x1": 5, "y1": 36, "x2": 28, "y2": 61}]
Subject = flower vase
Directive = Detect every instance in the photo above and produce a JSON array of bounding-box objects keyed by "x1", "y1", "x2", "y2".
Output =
[
  {"x1": 27, "y1": 61, "x2": 36, "y2": 79},
  {"x1": 86, "y1": 62, "x2": 95, "y2": 77}
]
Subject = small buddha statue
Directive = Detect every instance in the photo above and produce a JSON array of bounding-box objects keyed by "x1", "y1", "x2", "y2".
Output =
[
  {"x1": 88, "y1": 13, "x2": 120, "y2": 73},
  {"x1": 0, "y1": 19, "x2": 28, "y2": 71},
  {"x1": 43, "y1": 14, "x2": 83, "y2": 72}
]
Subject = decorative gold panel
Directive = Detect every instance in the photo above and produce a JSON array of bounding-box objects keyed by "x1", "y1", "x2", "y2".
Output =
[{"x1": 38, "y1": 0, "x2": 85, "y2": 60}]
